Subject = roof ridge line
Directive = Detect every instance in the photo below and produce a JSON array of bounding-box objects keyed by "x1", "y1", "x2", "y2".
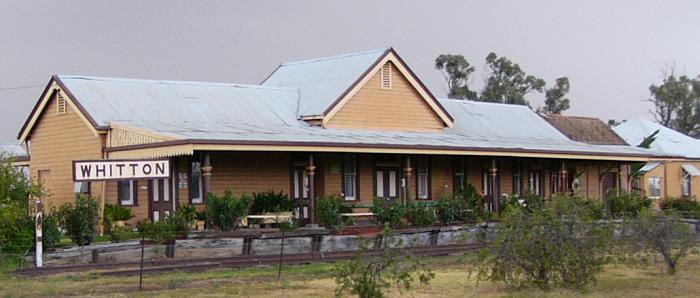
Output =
[
  {"x1": 279, "y1": 48, "x2": 388, "y2": 66},
  {"x1": 56, "y1": 75, "x2": 298, "y2": 92}
]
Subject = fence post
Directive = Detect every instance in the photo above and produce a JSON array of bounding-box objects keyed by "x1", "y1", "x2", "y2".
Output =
[{"x1": 35, "y1": 200, "x2": 43, "y2": 268}]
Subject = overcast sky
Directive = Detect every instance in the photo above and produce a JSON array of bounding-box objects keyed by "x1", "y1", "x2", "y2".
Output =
[{"x1": 1, "y1": 0, "x2": 699, "y2": 143}]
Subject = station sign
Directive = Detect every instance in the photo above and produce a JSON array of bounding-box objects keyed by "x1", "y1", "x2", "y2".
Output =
[{"x1": 73, "y1": 159, "x2": 170, "y2": 181}]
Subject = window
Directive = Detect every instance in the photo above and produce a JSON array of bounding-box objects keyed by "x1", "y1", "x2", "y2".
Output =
[
  {"x1": 648, "y1": 177, "x2": 662, "y2": 198},
  {"x1": 380, "y1": 62, "x2": 392, "y2": 89},
  {"x1": 56, "y1": 93, "x2": 67, "y2": 114},
  {"x1": 528, "y1": 171, "x2": 543, "y2": 196},
  {"x1": 512, "y1": 161, "x2": 522, "y2": 196},
  {"x1": 73, "y1": 181, "x2": 90, "y2": 195},
  {"x1": 191, "y1": 161, "x2": 203, "y2": 204},
  {"x1": 416, "y1": 157, "x2": 430, "y2": 199},
  {"x1": 375, "y1": 168, "x2": 399, "y2": 199},
  {"x1": 550, "y1": 171, "x2": 560, "y2": 194},
  {"x1": 682, "y1": 170, "x2": 691, "y2": 197},
  {"x1": 482, "y1": 170, "x2": 493, "y2": 196},
  {"x1": 292, "y1": 167, "x2": 308, "y2": 200},
  {"x1": 118, "y1": 180, "x2": 137, "y2": 205},
  {"x1": 453, "y1": 157, "x2": 466, "y2": 192},
  {"x1": 342, "y1": 155, "x2": 357, "y2": 201}
]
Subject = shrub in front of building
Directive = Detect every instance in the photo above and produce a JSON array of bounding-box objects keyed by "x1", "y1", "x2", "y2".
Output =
[
  {"x1": 58, "y1": 195, "x2": 100, "y2": 246},
  {"x1": 250, "y1": 190, "x2": 293, "y2": 214},
  {"x1": 103, "y1": 203, "x2": 134, "y2": 233},
  {"x1": 205, "y1": 190, "x2": 251, "y2": 231},
  {"x1": 405, "y1": 200, "x2": 437, "y2": 227},
  {"x1": 474, "y1": 194, "x2": 614, "y2": 290},
  {"x1": 371, "y1": 198, "x2": 407, "y2": 227},
  {"x1": 659, "y1": 197, "x2": 700, "y2": 219},
  {"x1": 624, "y1": 209, "x2": 698, "y2": 275},
  {"x1": 436, "y1": 185, "x2": 486, "y2": 224},
  {"x1": 607, "y1": 191, "x2": 652, "y2": 218},
  {"x1": 315, "y1": 196, "x2": 352, "y2": 230}
]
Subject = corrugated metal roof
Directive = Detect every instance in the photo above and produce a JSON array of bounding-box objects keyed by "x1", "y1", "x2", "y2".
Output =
[
  {"x1": 46, "y1": 48, "x2": 672, "y2": 159},
  {"x1": 613, "y1": 118, "x2": 700, "y2": 159},
  {"x1": 0, "y1": 143, "x2": 27, "y2": 158},
  {"x1": 58, "y1": 75, "x2": 301, "y2": 131},
  {"x1": 639, "y1": 161, "x2": 662, "y2": 172},
  {"x1": 261, "y1": 48, "x2": 387, "y2": 117}
]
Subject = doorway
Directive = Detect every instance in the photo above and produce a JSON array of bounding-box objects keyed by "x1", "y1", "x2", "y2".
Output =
[{"x1": 148, "y1": 178, "x2": 173, "y2": 222}]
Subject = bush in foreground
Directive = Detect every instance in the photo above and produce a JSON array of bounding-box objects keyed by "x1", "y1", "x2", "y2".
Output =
[
  {"x1": 659, "y1": 197, "x2": 700, "y2": 219},
  {"x1": 332, "y1": 228, "x2": 435, "y2": 298},
  {"x1": 607, "y1": 191, "x2": 651, "y2": 218},
  {"x1": 475, "y1": 195, "x2": 614, "y2": 290},
  {"x1": 625, "y1": 210, "x2": 697, "y2": 274},
  {"x1": 58, "y1": 195, "x2": 99, "y2": 246}
]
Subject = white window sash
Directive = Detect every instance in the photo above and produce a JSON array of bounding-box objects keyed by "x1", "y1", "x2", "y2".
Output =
[
  {"x1": 120, "y1": 181, "x2": 135, "y2": 205},
  {"x1": 376, "y1": 171, "x2": 384, "y2": 197},
  {"x1": 389, "y1": 171, "x2": 397, "y2": 197}
]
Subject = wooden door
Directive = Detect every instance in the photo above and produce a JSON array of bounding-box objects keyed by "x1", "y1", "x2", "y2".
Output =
[
  {"x1": 601, "y1": 172, "x2": 617, "y2": 201},
  {"x1": 291, "y1": 166, "x2": 309, "y2": 219},
  {"x1": 375, "y1": 167, "x2": 400, "y2": 201},
  {"x1": 149, "y1": 178, "x2": 173, "y2": 222}
]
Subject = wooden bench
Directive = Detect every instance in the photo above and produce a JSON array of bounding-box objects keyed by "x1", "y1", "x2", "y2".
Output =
[{"x1": 243, "y1": 213, "x2": 294, "y2": 228}]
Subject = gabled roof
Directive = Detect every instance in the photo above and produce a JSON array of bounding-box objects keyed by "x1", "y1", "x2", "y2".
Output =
[
  {"x1": 262, "y1": 48, "x2": 388, "y2": 117},
  {"x1": 541, "y1": 114, "x2": 628, "y2": 145},
  {"x1": 262, "y1": 48, "x2": 454, "y2": 126},
  {"x1": 16, "y1": 49, "x2": 671, "y2": 161},
  {"x1": 613, "y1": 117, "x2": 700, "y2": 159}
]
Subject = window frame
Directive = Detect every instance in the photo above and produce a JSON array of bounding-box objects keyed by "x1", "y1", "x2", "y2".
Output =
[
  {"x1": 415, "y1": 156, "x2": 431, "y2": 200},
  {"x1": 190, "y1": 160, "x2": 204, "y2": 204},
  {"x1": 682, "y1": 170, "x2": 691, "y2": 197},
  {"x1": 528, "y1": 170, "x2": 543, "y2": 197},
  {"x1": 648, "y1": 176, "x2": 662, "y2": 199},
  {"x1": 512, "y1": 160, "x2": 522, "y2": 196},
  {"x1": 118, "y1": 180, "x2": 137, "y2": 206},
  {"x1": 452, "y1": 157, "x2": 466, "y2": 193},
  {"x1": 341, "y1": 154, "x2": 359, "y2": 201}
]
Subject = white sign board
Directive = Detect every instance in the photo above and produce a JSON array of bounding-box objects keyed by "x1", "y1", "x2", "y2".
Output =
[{"x1": 73, "y1": 159, "x2": 170, "y2": 181}]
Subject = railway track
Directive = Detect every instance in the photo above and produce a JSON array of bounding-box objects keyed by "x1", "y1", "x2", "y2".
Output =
[{"x1": 17, "y1": 243, "x2": 484, "y2": 277}]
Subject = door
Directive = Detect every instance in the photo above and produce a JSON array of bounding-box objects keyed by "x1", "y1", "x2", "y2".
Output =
[
  {"x1": 149, "y1": 178, "x2": 173, "y2": 222},
  {"x1": 291, "y1": 166, "x2": 309, "y2": 219},
  {"x1": 375, "y1": 167, "x2": 400, "y2": 201},
  {"x1": 601, "y1": 172, "x2": 617, "y2": 202}
]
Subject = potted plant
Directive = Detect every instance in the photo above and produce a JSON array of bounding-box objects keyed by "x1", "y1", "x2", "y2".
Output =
[
  {"x1": 195, "y1": 210, "x2": 206, "y2": 231},
  {"x1": 104, "y1": 203, "x2": 134, "y2": 231},
  {"x1": 177, "y1": 204, "x2": 198, "y2": 229}
]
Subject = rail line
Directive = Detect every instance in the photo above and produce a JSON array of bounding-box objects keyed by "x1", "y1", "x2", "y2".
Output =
[{"x1": 17, "y1": 243, "x2": 485, "y2": 277}]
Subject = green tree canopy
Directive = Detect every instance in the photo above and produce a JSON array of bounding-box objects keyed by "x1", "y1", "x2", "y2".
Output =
[
  {"x1": 480, "y1": 52, "x2": 546, "y2": 106},
  {"x1": 648, "y1": 71, "x2": 700, "y2": 137},
  {"x1": 434, "y1": 54, "x2": 478, "y2": 100},
  {"x1": 543, "y1": 77, "x2": 571, "y2": 114}
]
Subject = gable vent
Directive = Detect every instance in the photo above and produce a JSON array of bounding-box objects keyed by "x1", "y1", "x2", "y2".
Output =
[
  {"x1": 380, "y1": 62, "x2": 392, "y2": 89},
  {"x1": 56, "y1": 92, "x2": 67, "y2": 115}
]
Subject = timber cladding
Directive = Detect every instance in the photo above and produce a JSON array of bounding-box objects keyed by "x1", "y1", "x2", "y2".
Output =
[
  {"x1": 28, "y1": 91, "x2": 104, "y2": 208},
  {"x1": 208, "y1": 152, "x2": 290, "y2": 197},
  {"x1": 324, "y1": 62, "x2": 445, "y2": 132}
]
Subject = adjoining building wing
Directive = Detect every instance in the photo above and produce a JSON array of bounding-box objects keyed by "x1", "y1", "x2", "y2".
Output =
[
  {"x1": 613, "y1": 117, "x2": 700, "y2": 159},
  {"x1": 541, "y1": 114, "x2": 628, "y2": 145}
]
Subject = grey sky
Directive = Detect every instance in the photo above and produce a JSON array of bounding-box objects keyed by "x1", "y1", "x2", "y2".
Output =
[{"x1": 1, "y1": 0, "x2": 699, "y2": 143}]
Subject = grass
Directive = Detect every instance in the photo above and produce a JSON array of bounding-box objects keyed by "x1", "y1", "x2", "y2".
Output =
[{"x1": 1, "y1": 254, "x2": 700, "y2": 297}]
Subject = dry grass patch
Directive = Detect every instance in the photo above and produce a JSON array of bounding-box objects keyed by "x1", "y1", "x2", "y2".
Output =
[{"x1": 1, "y1": 254, "x2": 700, "y2": 297}]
